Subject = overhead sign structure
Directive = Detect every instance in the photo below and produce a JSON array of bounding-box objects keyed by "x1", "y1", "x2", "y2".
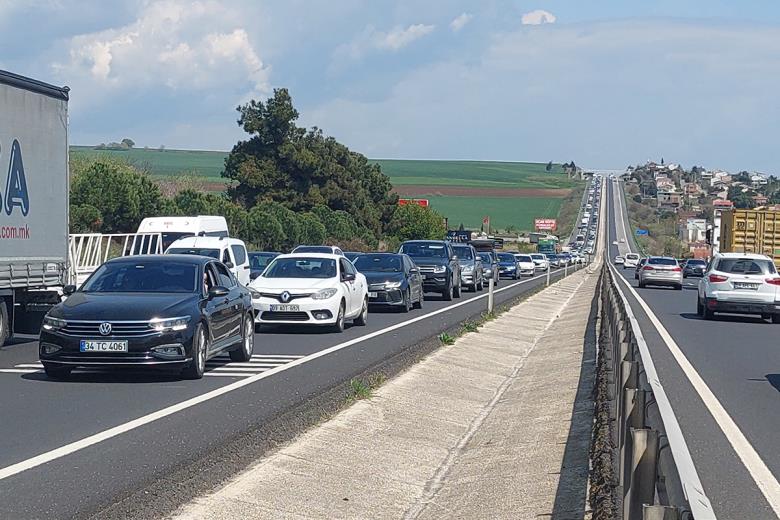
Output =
[
  {"x1": 535, "y1": 218, "x2": 557, "y2": 231},
  {"x1": 398, "y1": 198, "x2": 429, "y2": 207}
]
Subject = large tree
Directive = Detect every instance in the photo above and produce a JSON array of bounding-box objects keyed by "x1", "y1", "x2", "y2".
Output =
[{"x1": 222, "y1": 89, "x2": 398, "y2": 238}]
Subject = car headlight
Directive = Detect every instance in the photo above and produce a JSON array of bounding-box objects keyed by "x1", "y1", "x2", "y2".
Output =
[
  {"x1": 462, "y1": 265, "x2": 474, "y2": 274},
  {"x1": 42, "y1": 316, "x2": 67, "y2": 331},
  {"x1": 312, "y1": 288, "x2": 338, "y2": 300},
  {"x1": 433, "y1": 265, "x2": 447, "y2": 274},
  {"x1": 249, "y1": 288, "x2": 262, "y2": 299},
  {"x1": 384, "y1": 281, "x2": 403, "y2": 289},
  {"x1": 150, "y1": 316, "x2": 191, "y2": 332}
]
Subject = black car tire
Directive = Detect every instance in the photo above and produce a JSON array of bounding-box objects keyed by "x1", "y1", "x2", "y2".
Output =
[
  {"x1": 230, "y1": 313, "x2": 254, "y2": 362},
  {"x1": 354, "y1": 298, "x2": 368, "y2": 326},
  {"x1": 675, "y1": 284, "x2": 683, "y2": 291},
  {"x1": 414, "y1": 291, "x2": 423, "y2": 309},
  {"x1": 477, "y1": 279, "x2": 484, "y2": 291},
  {"x1": 470, "y1": 283, "x2": 477, "y2": 292},
  {"x1": 332, "y1": 302, "x2": 346, "y2": 332},
  {"x1": 182, "y1": 324, "x2": 207, "y2": 380},
  {"x1": 703, "y1": 303, "x2": 715, "y2": 320},
  {"x1": 401, "y1": 290, "x2": 411, "y2": 313},
  {"x1": 697, "y1": 298, "x2": 704, "y2": 317},
  {"x1": 43, "y1": 364, "x2": 72, "y2": 380},
  {"x1": 683, "y1": 273, "x2": 688, "y2": 278},
  {"x1": 0, "y1": 301, "x2": 8, "y2": 348},
  {"x1": 442, "y1": 282, "x2": 453, "y2": 301},
  {"x1": 453, "y1": 279, "x2": 462, "y2": 298},
  {"x1": 772, "y1": 314, "x2": 780, "y2": 324},
  {"x1": 638, "y1": 280, "x2": 646, "y2": 288}
]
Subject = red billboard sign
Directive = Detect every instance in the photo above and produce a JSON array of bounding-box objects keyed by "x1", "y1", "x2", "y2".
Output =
[
  {"x1": 534, "y1": 218, "x2": 557, "y2": 231},
  {"x1": 398, "y1": 198, "x2": 429, "y2": 207}
]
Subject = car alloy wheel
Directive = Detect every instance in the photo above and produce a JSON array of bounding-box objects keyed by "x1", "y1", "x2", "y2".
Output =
[
  {"x1": 333, "y1": 303, "x2": 346, "y2": 332},
  {"x1": 443, "y1": 283, "x2": 453, "y2": 301},
  {"x1": 355, "y1": 298, "x2": 368, "y2": 326},
  {"x1": 402, "y1": 289, "x2": 411, "y2": 313},
  {"x1": 230, "y1": 314, "x2": 254, "y2": 362},
  {"x1": 183, "y1": 326, "x2": 207, "y2": 379}
]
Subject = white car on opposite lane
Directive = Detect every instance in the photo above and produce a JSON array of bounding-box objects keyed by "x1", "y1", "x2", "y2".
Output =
[{"x1": 249, "y1": 253, "x2": 368, "y2": 332}]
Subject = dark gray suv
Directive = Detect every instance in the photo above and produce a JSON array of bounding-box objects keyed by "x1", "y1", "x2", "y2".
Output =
[{"x1": 398, "y1": 240, "x2": 462, "y2": 300}]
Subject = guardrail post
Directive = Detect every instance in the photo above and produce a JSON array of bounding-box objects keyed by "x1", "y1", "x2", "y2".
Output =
[
  {"x1": 624, "y1": 428, "x2": 659, "y2": 520},
  {"x1": 546, "y1": 262, "x2": 550, "y2": 286},
  {"x1": 643, "y1": 505, "x2": 679, "y2": 520},
  {"x1": 564, "y1": 261, "x2": 568, "y2": 277},
  {"x1": 487, "y1": 277, "x2": 494, "y2": 314}
]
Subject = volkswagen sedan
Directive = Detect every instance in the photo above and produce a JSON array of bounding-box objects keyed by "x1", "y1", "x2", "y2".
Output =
[{"x1": 39, "y1": 255, "x2": 254, "y2": 380}]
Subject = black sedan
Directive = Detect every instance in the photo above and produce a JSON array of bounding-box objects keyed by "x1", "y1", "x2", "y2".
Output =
[
  {"x1": 353, "y1": 253, "x2": 423, "y2": 312},
  {"x1": 683, "y1": 258, "x2": 707, "y2": 278},
  {"x1": 39, "y1": 255, "x2": 254, "y2": 380}
]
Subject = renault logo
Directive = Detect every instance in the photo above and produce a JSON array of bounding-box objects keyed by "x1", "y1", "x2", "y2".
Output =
[
  {"x1": 280, "y1": 291, "x2": 291, "y2": 303},
  {"x1": 98, "y1": 322, "x2": 112, "y2": 336}
]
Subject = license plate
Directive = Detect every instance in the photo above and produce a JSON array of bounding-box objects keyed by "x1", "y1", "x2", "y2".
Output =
[
  {"x1": 733, "y1": 282, "x2": 759, "y2": 290},
  {"x1": 80, "y1": 340, "x2": 128, "y2": 352},
  {"x1": 270, "y1": 304, "x2": 300, "y2": 311},
  {"x1": 368, "y1": 292, "x2": 378, "y2": 298}
]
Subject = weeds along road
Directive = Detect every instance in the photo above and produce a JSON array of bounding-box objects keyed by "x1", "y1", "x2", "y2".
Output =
[
  {"x1": 607, "y1": 178, "x2": 780, "y2": 519},
  {"x1": 0, "y1": 263, "x2": 580, "y2": 519}
]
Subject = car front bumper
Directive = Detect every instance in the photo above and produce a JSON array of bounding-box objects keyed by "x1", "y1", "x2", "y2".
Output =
[
  {"x1": 253, "y1": 296, "x2": 341, "y2": 325},
  {"x1": 39, "y1": 329, "x2": 195, "y2": 369},
  {"x1": 367, "y1": 288, "x2": 405, "y2": 306}
]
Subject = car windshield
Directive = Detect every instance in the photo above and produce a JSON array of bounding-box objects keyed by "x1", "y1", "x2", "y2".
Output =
[
  {"x1": 248, "y1": 253, "x2": 277, "y2": 269},
  {"x1": 717, "y1": 258, "x2": 776, "y2": 275},
  {"x1": 498, "y1": 253, "x2": 515, "y2": 262},
  {"x1": 400, "y1": 242, "x2": 447, "y2": 258},
  {"x1": 263, "y1": 257, "x2": 337, "y2": 278},
  {"x1": 82, "y1": 261, "x2": 199, "y2": 293},
  {"x1": 648, "y1": 257, "x2": 677, "y2": 266},
  {"x1": 167, "y1": 247, "x2": 220, "y2": 259},
  {"x1": 477, "y1": 252, "x2": 494, "y2": 263},
  {"x1": 354, "y1": 255, "x2": 402, "y2": 272},
  {"x1": 517, "y1": 255, "x2": 532, "y2": 262},
  {"x1": 452, "y1": 246, "x2": 474, "y2": 260}
]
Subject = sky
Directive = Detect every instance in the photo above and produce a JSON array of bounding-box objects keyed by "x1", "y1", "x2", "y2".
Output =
[{"x1": 2, "y1": 0, "x2": 780, "y2": 172}]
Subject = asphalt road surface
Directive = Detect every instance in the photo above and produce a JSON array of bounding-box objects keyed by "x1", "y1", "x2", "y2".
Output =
[
  {"x1": 607, "y1": 178, "x2": 780, "y2": 519},
  {"x1": 0, "y1": 257, "x2": 584, "y2": 518}
]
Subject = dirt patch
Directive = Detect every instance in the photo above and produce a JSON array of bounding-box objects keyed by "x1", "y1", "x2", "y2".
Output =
[{"x1": 393, "y1": 185, "x2": 572, "y2": 198}]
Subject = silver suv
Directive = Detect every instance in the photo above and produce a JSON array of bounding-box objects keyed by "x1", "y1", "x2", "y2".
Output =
[{"x1": 638, "y1": 256, "x2": 682, "y2": 290}]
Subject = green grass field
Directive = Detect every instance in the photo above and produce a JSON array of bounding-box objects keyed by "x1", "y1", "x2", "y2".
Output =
[
  {"x1": 425, "y1": 195, "x2": 564, "y2": 231},
  {"x1": 69, "y1": 146, "x2": 579, "y2": 231},
  {"x1": 70, "y1": 146, "x2": 227, "y2": 178},
  {"x1": 373, "y1": 159, "x2": 571, "y2": 188}
]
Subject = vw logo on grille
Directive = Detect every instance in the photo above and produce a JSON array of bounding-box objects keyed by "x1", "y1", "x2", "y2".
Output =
[
  {"x1": 280, "y1": 291, "x2": 291, "y2": 303},
  {"x1": 98, "y1": 322, "x2": 112, "y2": 336}
]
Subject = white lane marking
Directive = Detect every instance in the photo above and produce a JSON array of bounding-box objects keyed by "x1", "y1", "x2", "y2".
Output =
[
  {"x1": 208, "y1": 367, "x2": 271, "y2": 373},
  {"x1": 609, "y1": 184, "x2": 780, "y2": 515},
  {"x1": 205, "y1": 362, "x2": 280, "y2": 368},
  {"x1": 204, "y1": 372, "x2": 258, "y2": 378},
  {"x1": 0, "y1": 369, "x2": 39, "y2": 374},
  {"x1": 0, "y1": 269, "x2": 563, "y2": 481},
  {"x1": 16, "y1": 364, "x2": 44, "y2": 369}
]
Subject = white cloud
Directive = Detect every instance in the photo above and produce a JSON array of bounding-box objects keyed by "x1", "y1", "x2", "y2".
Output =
[
  {"x1": 521, "y1": 9, "x2": 556, "y2": 25},
  {"x1": 449, "y1": 13, "x2": 473, "y2": 32},
  {"x1": 53, "y1": 0, "x2": 269, "y2": 108},
  {"x1": 334, "y1": 22, "x2": 435, "y2": 63}
]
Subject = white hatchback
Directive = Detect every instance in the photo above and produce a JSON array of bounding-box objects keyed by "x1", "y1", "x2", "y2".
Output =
[
  {"x1": 513, "y1": 254, "x2": 536, "y2": 276},
  {"x1": 529, "y1": 253, "x2": 549, "y2": 270},
  {"x1": 623, "y1": 253, "x2": 641, "y2": 269},
  {"x1": 249, "y1": 253, "x2": 368, "y2": 332},
  {"x1": 697, "y1": 253, "x2": 780, "y2": 322}
]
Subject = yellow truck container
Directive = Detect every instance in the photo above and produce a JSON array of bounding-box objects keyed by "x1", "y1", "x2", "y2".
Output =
[{"x1": 719, "y1": 209, "x2": 780, "y2": 267}]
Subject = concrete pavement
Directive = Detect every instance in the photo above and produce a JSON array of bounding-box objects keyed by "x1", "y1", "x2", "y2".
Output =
[{"x1": 171, "y1": 261, "x2": 600, "y2": 520}]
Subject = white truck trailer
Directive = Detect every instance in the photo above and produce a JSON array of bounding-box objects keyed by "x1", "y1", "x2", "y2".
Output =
[{"x1": 0, "y1": 70, "x2": 69, "y2": 347}]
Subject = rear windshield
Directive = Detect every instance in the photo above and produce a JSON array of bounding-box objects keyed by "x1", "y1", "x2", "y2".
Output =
[
  {"x1": 452, "y1": 246, "x2": 474, "y2": 260},
  {"x1": 687, "y1": 260, "x2": 707, "y2": 266},
  {"x1": 717, "y1": 258, "x2": 776, "y2": 275},
  {"x1": 648, "y1": 258, "x2": 677, "y2": 266},
  {"x1": 399, "y1": 242, "x2": 447, "y2": 258},
  {"x1": 517, "y1": 255, "x2": 532, "y2": 262},
  {"x1": 166, "y1": 247, "x2": 220, "y2": 259}
]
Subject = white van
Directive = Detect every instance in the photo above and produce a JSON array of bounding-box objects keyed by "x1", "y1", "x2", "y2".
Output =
[
  {"x1": 165, "y1": 236, "x2": 251, "y2": 286},
  {"x1": 136, "y1": 216, "x2": 229, "y2": 250}
]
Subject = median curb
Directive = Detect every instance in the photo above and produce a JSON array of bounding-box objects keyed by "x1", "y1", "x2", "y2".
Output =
[{"x1": 170, "y1": 262, "x2": 601, "y2": 519}]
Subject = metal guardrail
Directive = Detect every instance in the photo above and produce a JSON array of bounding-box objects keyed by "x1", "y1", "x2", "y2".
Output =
[{"x1": 598, "y1": 263, "x2": 715, "y2": 520}]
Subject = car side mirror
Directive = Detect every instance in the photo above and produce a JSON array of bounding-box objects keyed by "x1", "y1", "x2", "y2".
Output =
[
  {"x1": 224, "y1": 261, "x2": 234, "y2": 269},
  {"x1": 409, "y1": 267, "x2": 419, "y2": 273},
  {"x1": 342, "y1": 272, "x2": 356, "y2": 282},
  {"x1": 63, "y1": 285, "x2": 77, "y2": 296},
  {"x1": 208, "y1": 286, "x2": 229, "y2": 299},
  {"x1": 250, "y1": 272, "x2": 260, "y2": 280},
  {"x1": 452, "y1": 255, "x2": 458, "y2": 260}
]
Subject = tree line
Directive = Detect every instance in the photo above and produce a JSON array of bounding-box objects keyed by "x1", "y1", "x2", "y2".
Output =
[{"x1": 70, "y1": 89, "x2": 446, "y2": 251}]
